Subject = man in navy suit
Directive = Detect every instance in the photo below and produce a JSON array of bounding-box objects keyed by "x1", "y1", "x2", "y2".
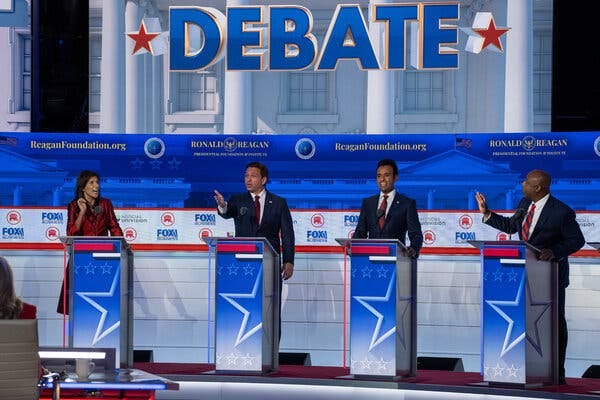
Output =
[
  {"x1": 353, "y1": 159, "x2": 423, "y2": 257},
  {"x1": 476, "y1": 169, "x2": 585, "y2": 384},
  {"x1": 214, "y1": 161, "x2": 295, "y2": 280}
]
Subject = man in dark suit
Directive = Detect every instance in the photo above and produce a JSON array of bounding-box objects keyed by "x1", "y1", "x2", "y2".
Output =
[
  {"x1": 476, "y1": 169, "x2": 585, "y2": 384},
  {"x1": 353, "y1": 159, "x2": 423, "y2": 257},
  {"x1": 214, "y1": 161, "x2": 295, "y2": 280}
]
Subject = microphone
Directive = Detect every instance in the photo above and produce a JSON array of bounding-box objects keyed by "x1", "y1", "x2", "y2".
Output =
[
  {"x1": 240, "y1": 207, "x2": 248, "y2": 216},
  {"x1": 94, "y1": 205, "x2": 103, "y2": 216},
  {"x1": 376, "y1": 208, "x2": 385, "y2": 218}
]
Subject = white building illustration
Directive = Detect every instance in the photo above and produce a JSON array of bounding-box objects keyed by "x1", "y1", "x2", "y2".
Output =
[{"x1": 0, "y1": 0, "x2": 553, "y2": 134}]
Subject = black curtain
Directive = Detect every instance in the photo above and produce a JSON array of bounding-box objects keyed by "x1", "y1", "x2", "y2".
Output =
[
  {"x1": 552, "y1": 0, "x2": 600, "y2": 131},
  {"x1": 31, "y1": 0, "x2": 88, "y2": 132}
]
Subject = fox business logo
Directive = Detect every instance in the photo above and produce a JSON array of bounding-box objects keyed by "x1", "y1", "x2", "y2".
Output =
[
  {"x1": 455, "y1": 231, "x2": 476, "y2": 243},
  {"x1": 42, "y1": 212, "x2": 64, "y2": 224},
  {"x1": 344, "y1": 215, "x2": 359, "y2": 227},
  {"x1": 306, "y1": 230, "x2": 328, "y2": 243},
  {"x1": 157, "y1": 229, "x2": 178, "y2": 240},
  {"x1": 194, "y1": 213, "x2": 216, "y2": 225},
  {"x1": 2, "y1": 227, "x2": 25, "y2": 239}
]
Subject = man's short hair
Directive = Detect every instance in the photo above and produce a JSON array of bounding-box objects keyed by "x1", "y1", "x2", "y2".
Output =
[
  {"x1": 377, "y1": 159, "x2": 398, "y2": 177},
  {"x1": 246, "y1": 161, "x2": 269, "y2": 180}
]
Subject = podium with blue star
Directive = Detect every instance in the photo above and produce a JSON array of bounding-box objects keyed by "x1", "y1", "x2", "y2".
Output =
[
  {"x1": 61, "y1": 236, "x2": 134, "y2": 368},
  {"x1": 210, "y1": 237, "x2": 279, "y2": 373},
  {"x1": 338, "y1": 238, "x2": 417, "y2": 378},
  {"x1": 470, "y1": 241, "x2": 558, "y2": 386}
]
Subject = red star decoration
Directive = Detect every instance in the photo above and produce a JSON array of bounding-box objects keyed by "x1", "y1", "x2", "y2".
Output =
[
  {"x1": 473, "y1": 18, "x2": 510, "y2": 52},
  {"x1": 127, "y1": 21, "x2": 160, "y2": 55}
]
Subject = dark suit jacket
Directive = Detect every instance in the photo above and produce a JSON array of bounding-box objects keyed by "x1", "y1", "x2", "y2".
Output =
[
  {"x1": 485, "y1": 195, "x2": 585, "y2": 287},
  {"x1": 353, "y1": 192, "x2": 423, "y2": 255},
  {"x1": 218, "y1": 191, "x2": 295, "y2": 265}
]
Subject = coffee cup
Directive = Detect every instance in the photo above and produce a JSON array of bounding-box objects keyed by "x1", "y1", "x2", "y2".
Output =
[{"x1": 75, "y1": 358, "x2": 95, "y2": 380}]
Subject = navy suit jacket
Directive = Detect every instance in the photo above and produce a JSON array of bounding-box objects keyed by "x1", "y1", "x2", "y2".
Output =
[
  {"x1": 485, "y1": 195, "x2": 585, "y2": 287},
  {"x1": 218, "y1": 191, "x2": 295, "y2": 265},
  {"x1": 353, "y1": 192, "x2": 423, "y2": 255}
]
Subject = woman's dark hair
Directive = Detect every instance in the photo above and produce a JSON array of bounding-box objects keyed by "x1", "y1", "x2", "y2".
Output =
[
  {"x1": 73, "y1": 170, "x2": 100, "y2": 201},
  {"x1": 0, "y1": 256, "x2": 23, "y2": 319}
]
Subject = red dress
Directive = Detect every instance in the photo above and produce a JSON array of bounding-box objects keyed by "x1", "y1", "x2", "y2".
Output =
[
  {"x1": 57, "y1": 197, "x2": 123, "y2": 314},
  {"x1": 66, "y1": 197, "x2": 123, "y2": 237},
  {"x1": 19, "y1": 302, "x2": 37, "y2": 319}
]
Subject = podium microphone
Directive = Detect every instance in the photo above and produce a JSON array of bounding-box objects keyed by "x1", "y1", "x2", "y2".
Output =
[
  {"x1": 376, "y1": 209, "x2": 385, "y2": 218},
  {"x1": 94, "y1": 206, "x2": 103, "y2": 216},
  {"x1": 240, "y1": 207, "x2": 248, "y2": 216}
]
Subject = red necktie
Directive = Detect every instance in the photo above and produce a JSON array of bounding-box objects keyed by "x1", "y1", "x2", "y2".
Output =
[
  {"x1": 378, "y1": 195, "x2": 388, "y2": 230},
  {"x1": 254, "y1": 195, "x2": 261, "y2": 225},
  {"x1": 521, "y1": 203, "x2": 536, "y2": 241}
]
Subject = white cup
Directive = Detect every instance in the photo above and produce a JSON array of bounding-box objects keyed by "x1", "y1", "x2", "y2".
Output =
[{"x1": 75, "y1": 358, "x2": 95, "y2": 380}]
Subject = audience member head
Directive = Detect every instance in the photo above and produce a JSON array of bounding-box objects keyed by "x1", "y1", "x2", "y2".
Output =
[{"x1": 0, "y1": 257, "x2": 23, "y2": 319}]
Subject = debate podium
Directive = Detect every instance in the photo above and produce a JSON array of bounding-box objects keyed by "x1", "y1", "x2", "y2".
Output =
[
  {"x1": 205, "y1": 237, "x2": 280, "y2": 374},
  {"x1": 469, "y1": 240, "x2": 558, "y2": 386},
  {"x1": 60, "y1": 236, "x2": 134, "y2": 368},
  {"x1": 337, "y1": 238, "x2": 417, "y2": 379}
]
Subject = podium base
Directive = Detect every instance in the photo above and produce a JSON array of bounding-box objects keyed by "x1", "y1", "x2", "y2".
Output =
[
  {"x1": 337, "y1": 374, "x2": 416, "y2": 382},
  {"x1": 468, "y1": 381, "x2": 546, "y2": 389}
]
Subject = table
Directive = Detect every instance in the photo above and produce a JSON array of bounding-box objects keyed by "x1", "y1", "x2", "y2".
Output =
[{"x1": 39, "y1": 368, "x2": 178, "y2": 400}]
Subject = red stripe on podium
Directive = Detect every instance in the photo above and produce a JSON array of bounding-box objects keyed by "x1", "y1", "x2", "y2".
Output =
[
  {"x1": 73, "y1": 242, "x2": 115, "y2": 252},
  {"x1": 483, "y1": 248, "x2": 520, "y2": 257},
  {"x1": 351, "y1": 246, "x2": 390, "y2": 255},
  {"x1": 217, "y1": 243, "x2": 258, "y2": 253}
]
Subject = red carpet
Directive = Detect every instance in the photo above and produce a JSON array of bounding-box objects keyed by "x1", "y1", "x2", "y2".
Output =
[{"x1": 133, "y1": 362, "x2": 600, "y2": 396}]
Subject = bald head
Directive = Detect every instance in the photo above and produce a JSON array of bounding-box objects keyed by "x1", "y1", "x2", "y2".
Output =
[{"x1": 522, "y1": 169, "x2": 551, "y2": 201}]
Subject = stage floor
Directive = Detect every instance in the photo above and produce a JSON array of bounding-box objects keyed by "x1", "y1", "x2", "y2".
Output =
[{"x1": 133, "y1": 363, "x2": 600, "y2": 400}]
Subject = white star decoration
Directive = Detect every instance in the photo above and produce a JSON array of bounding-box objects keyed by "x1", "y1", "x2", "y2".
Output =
[
  {"x1": 485, "y1": 274, "x2": 526, "y2": 357},
  {"x1": 219, "y1": 269, "x2": 263, "y2": 347},
  {"x1": 76, "y1": 270, "x2": 120, "y2": 345},
  {"x1": 353, "y1": 270, "x2": 396, "y2": 351},
  {"x1": 486, "y1": 273, "x2": 552, "y2": 358}
]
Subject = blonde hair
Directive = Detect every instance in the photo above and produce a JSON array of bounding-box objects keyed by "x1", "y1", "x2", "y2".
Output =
[{"x1": 0, "y1": 257, "x2": 23, "y2": 319}]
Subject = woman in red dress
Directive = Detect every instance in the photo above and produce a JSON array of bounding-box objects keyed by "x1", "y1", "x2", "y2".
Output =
[
  {"x1": 57, "y1": 170, "x2": 124, "y2": 314},
  {"x1": 0, "y1": 256, "x2": 37, "y2": 319}
]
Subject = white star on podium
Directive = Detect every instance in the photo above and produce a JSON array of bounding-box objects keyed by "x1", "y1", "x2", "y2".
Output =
[
  {"x1": 219, "y1": 269, "x2": 263, "y2": 346},
  {"x1": 485, "y1": 275, "x2": 526, "y2": 357},
  {"x1": 76, "y1": 271, "x2": 120, "y2": 345},
  {"x1": 353, "y1": 270, "x2": 396, "y2": 351}
]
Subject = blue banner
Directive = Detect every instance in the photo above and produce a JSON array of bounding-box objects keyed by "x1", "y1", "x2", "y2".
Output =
[{"x1": 1, "y1": 132, "x2": 599, "y2": 210}]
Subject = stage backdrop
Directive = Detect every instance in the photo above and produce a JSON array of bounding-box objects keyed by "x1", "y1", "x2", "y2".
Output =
[{"x1": 0, "y1": 132, "x2": 599, "y2": 250}]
